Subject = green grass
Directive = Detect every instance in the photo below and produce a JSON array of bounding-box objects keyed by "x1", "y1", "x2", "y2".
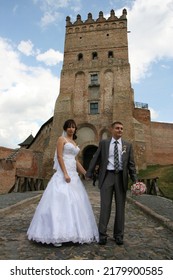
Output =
[{"x1": 138, "y1": 165, "x2": 173, "y2": 200}]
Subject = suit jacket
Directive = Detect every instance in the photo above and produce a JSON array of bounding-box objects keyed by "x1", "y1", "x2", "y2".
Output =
[{"x1": 86, "y1": 138, "x2": 137, "y2": 191}]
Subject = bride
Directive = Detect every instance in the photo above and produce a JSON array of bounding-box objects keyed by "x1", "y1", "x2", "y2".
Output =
[{"x1": 27, "y1": 119, "x2": 99, "y2": 246}]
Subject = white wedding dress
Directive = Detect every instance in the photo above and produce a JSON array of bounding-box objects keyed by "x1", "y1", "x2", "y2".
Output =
[{"x1": 27, "y1": 141, "x2": 99, "y2": 245}]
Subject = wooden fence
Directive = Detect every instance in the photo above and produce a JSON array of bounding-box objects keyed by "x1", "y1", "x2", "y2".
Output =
[
  {"x1": 139, "y1": 177, "x2": 163, "y2": 196},
  {"x1": 9, "y1": 175, "x2": 48, "y2": 193}
]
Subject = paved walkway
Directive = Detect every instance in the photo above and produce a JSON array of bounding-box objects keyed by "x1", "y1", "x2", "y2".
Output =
[
  {"x1": 0, "y1": 191, "x2": 43, "y2": 209},
  {"x1": 0, "y1": 181, "x2": 173, "y2": 260}
]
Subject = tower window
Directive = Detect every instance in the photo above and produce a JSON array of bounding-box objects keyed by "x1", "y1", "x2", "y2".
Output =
[
  {"x1": 78, "y1": 53, "x2": 83, "y2": 61},
  {"x1": 90, "y1": 102, "x2": 99, "y2": 114},
  {"x1": 92, "y1": 52, "x2": 98, "y2": 60},
  {"x1": 90, "y1": 73, "x2": 98, "y2": 85},
  {"x1": 108, "y1": 51, "x2": 113, "y2": 58}
]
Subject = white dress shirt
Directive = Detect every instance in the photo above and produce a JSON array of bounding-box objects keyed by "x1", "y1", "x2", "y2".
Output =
[{"x1": 107, "y1": 137, "x2": 123, "y2": 170}]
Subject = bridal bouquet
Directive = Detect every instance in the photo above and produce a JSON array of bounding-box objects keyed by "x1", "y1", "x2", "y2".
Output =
[{"x1": 131, "y1": 181, "x2": 146, "y2": 196}]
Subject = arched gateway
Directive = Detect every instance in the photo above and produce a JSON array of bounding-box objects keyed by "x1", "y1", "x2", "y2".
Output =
[{"x1": 82, "y1": 145, "x2": 98, "y2": 170}]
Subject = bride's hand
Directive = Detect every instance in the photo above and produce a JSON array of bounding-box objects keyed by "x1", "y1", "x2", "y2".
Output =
[{"x1": 64, "y1": 174, "x2": 71, "y2": 183}]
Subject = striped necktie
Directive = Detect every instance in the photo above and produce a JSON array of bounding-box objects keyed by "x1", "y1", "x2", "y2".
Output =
[{"x1": 114, "y1": 140, "x2": 119, "y2": 172}]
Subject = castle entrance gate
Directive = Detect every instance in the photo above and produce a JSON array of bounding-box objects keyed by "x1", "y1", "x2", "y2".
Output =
[{"x1": 82, "y1": 145, "x2": 98, "y2": 170}]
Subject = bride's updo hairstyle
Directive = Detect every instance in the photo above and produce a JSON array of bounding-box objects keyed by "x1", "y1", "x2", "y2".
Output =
[{"x1": 63, "y1": 119, "x2": 77, "y2": 140}]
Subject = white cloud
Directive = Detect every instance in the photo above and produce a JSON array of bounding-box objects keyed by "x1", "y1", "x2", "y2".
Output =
[
  {"x1": 161, "y1": 64, "x2": 170, "y2": 69},
  {"x1": 126, "y1": 0, "x2": 173, "y2": 83},
  {"x1": 17, "y1": 40, "x2": 35, "y2": 56},
  {"x1": 0, "y1": 37, "x2": 59, "y2": 148},
  {"x1": 40, "y1": 11, "x2": 62, "y2": 27},
  {"x1": 17, "y1": 40, "x2": 63, "y2": 66},
  {"x1": 33, "y1": 0, "x2": 82, "y2": 27},
  {"x1": 149, "y1": 107, "x2": 159, "y2": 120},
  {"x1": 12, "y1": 4, "x2": 18, "y2": 14},
  {"x1": 36, "y1": 49, "x2": 63, "y2": 65},
  {"x1": 0, "y1": 38, "x2": 27, "y2": 90},
  {"x1": 34, "y1": 0, "x2": 70, "y2": 27},
  {"x1": 40, "y1": 0, "x2": 70, "y2": 9}
]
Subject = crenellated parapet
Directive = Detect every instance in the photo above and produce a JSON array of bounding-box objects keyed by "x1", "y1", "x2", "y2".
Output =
[
  {"x1": 66, "y1": 9, "x2": 127, "y2": 31},
  {"x1": 63, "y1": 8, "x2": 129, "y2": 69}
]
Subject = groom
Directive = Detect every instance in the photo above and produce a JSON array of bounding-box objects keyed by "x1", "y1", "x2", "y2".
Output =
[{"x1": 86, "y1": 121, "x2": 137, "y2": 245}]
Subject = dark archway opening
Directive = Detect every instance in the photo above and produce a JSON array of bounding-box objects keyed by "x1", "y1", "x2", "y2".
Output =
[{"x1": 83, "y1": 145, "x2": 98, "y2": 170}]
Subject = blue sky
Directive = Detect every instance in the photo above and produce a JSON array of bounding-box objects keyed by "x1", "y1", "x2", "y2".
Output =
[{"x1": 0, "y1": 0, "x2": 173, "y2": 148}]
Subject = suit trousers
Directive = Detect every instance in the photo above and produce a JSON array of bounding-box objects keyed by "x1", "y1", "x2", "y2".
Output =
[{"x1": 99, "y1": 170, "x2": 126, "y2": 239}]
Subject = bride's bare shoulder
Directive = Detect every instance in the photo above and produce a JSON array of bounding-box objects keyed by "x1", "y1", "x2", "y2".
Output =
[{"x1": 57, "y1": 136, "x2": 66, "y2": 144}]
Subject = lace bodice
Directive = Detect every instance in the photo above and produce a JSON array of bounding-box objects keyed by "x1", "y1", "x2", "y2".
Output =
[
  {"x1": 63, "y1": 142, "x2": 80, "y2": 158},
  {"x1": 53, "y1": 142, "x2": 80, "y2": 172}
]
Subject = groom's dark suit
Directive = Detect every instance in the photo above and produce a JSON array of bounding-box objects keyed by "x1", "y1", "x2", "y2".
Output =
[{"x1": 86, "y1": 137, "x2": 137, "y2": 243}]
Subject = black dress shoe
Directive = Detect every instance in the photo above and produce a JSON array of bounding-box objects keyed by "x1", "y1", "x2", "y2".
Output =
[
  {"x1": 115, "y1": 237, "x2": 123, "y2": 245},
  {"x1": 99, "y1": 237, "x2": 107, "y2": 245},
  {"x1": 99, "y1": 238, "x2": 107, "y2": 245}
]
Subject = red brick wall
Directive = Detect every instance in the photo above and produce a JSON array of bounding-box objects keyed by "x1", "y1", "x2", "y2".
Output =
[
  {"x1": 0, "y1": 147, "x2": 14, "y2": 158},
  {"x1": 0, "y1": 159, "x2": 16, "y2": 194},
  {"x1": 149, "y1": 122, "x2": 173, "y2": 165},
  {"x1": 0, "y1": 148, "x2": 43, "y2": 194}
]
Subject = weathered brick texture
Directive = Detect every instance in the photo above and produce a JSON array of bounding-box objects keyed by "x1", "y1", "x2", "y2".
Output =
[{"x1": 0, "y1": 149, "x2": 43, "y2": 194}]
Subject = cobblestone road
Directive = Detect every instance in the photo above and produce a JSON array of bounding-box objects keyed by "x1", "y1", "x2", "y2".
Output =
[{"x1": 0, "y1": 183, "x2": 173, "y2": 260}]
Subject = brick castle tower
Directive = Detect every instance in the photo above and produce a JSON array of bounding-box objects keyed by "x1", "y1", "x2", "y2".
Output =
[{"x1": 43, "y1": 9, "x2": 144, "y2": 177}]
